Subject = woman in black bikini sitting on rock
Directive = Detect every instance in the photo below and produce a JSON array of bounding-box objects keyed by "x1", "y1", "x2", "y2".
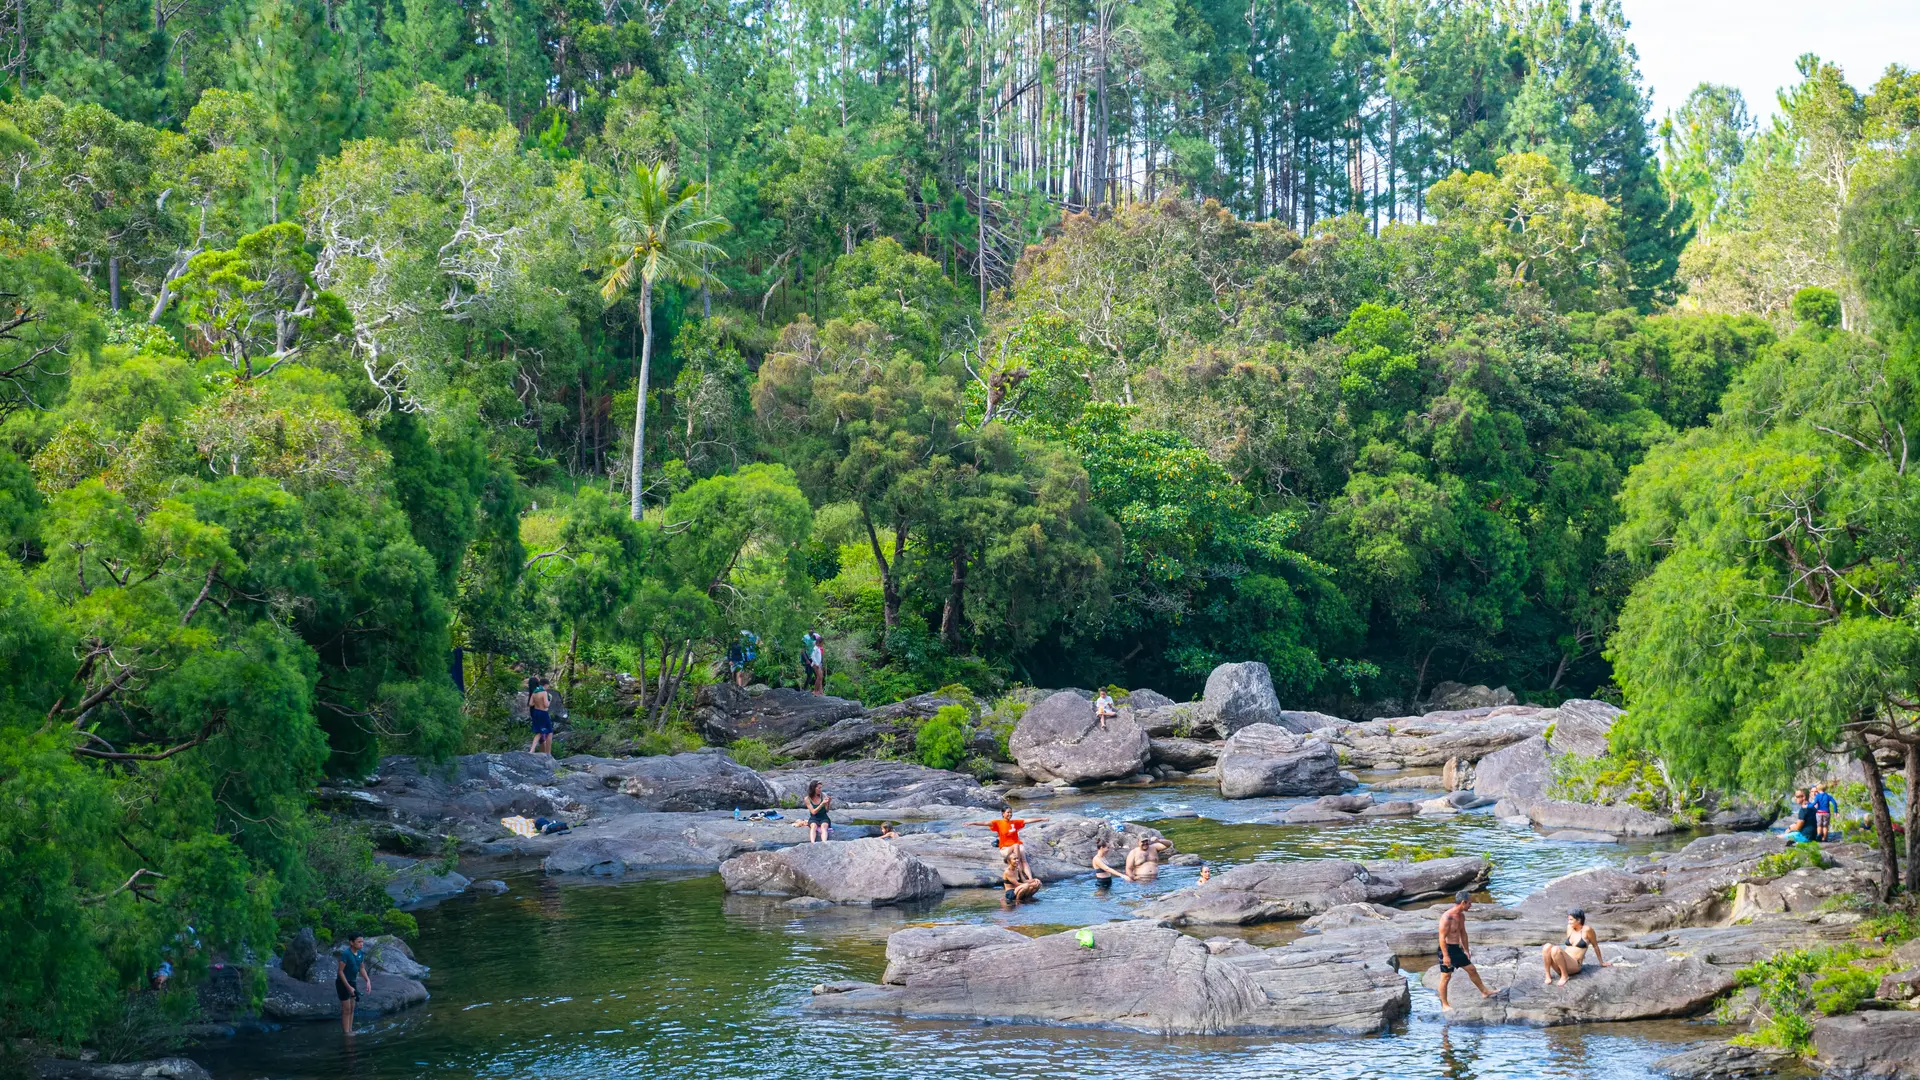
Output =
[{"x1": 1541, "y1": 907, "x2": 1609, "y2": 985}]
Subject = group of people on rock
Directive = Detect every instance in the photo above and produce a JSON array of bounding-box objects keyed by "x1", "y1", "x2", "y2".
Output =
[
  {"x1": 724, "y1": 628, "x2": 827, "y2": 694},
  {"x1": 1433, "y1": 891, "x2": 1610, "y2": 1010}
]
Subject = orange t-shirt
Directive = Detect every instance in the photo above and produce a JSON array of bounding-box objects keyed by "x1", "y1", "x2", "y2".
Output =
[{"x1": 988, "y1": 819, "x2": 1028, "y2": 847}]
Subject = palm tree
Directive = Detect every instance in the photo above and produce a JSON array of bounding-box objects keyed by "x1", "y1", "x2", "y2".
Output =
[{"x1": 601, "y1": 161, "x2": 730, "y2": 520}]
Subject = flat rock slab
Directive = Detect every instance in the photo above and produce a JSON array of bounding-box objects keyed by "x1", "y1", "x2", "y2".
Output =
[
  {"x1": 262, "y1": 967, "x2": 428, "y2": 1022},
  {"x1": 1813, "y1": 1011, "x2": 1920, "y2": 1079},
  {"x1": 1651, "y1": 1042, "x2": 1797, "y2": 1080},
  {"x1": 1417, "y1": 945, "x2": 1734, "y2": 1025},
  {"x1": 1143, "y1": 856, "x2": 1488, "y2": 926},
  {"x1": 1009, "y1": 692, "x2": 1151, "y2": 785},
  {"x1": 720, "y1": 837, "x2": 944, "y2": 905},
  {"x1": 806, "y1": 920, "x2": 1408, "y2": 1035},
  {"x1": 765, "y1": 759, "x2": 1004, "y2": 811},
  {"x1": 540, "y1": 812, "x2": 832, "y2": 876},
  {"x1": 776, "y1": 718, "x2": 915, "y2": 761}
]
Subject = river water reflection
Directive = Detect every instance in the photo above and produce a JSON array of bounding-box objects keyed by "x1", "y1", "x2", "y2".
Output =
[{"x1": 197, "y1": 777, "x2": 1726, "y2": 1079}]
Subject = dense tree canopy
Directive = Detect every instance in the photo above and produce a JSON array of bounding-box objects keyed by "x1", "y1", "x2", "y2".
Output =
[{"x1": 3, "y1": 0, "x2": 1919, "y2": 1054}]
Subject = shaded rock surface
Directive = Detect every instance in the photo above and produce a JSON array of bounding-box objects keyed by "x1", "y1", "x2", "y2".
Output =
[
  {"x1": 719, "y1": 838, "x2": 943, "y2": 905},
  {"x1": 1216, "y1": 724, "x2": 1353, "y2": 798},
  {"x1": 765, "y1": 759, "x2": 1004, "y2": 810},
  {"x1": 1143, "y1": 856, "x2": 1490, "y2": 925},
  {"x1": 36, "y1": 1061, "x2": 213, "y2": 1080},
  {"x1": 1009, "y1": 692, "x2": 1151, "y2": 784},
  {"x1": 262, "y1": 966, "x2": 428, "y2": 1021},
  {"x1": 805, "y1": 920, "x2": 1409, "y2": 1034},
  {"x1": 776, "y1": 718, "x2": 915, "y2": 761},
  {"x1": 1420, "y1": 682, "x2": 1516, "y2": 713},
  {"x1": 690, "y1": 682, "x2": 864, "y2": 744},
  {"x1": 1148, "y1": 736, "x2": 1221, "y2": 770}
]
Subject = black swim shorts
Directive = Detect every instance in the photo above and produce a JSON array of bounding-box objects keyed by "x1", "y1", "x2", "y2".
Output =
[{"x1": 1438, "y1": 944, "x2": 1471, "y2": 973}]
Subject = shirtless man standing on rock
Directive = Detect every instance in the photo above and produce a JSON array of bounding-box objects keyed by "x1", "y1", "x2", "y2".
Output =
[
  {"x1": 1124, "y1": 835, "x2": 1171, "y2": 881},
  {"x1": 1436, "y1": 890, "x2": 1494, "y2": 1010}
]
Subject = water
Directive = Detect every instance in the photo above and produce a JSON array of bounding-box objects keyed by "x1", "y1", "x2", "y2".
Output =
[{"x1": 196, "y1": 775, "x2": 1724, "y2": 1079}]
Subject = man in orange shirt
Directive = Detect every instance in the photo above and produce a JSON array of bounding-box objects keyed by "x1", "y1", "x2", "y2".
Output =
[{"x1": 968, "y1": 807, "x2": 1049, "y2": 880}]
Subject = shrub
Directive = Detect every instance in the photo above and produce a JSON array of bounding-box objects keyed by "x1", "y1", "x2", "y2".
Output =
[
  {"x1": 1754, "y1": 843, "x2": 1826, "y2": 879},
  {"x1": 728, "y1": 737, "x2": 778, "y2": 772},
  {"x1": 634, "y1": 722, "x2": 704, "y2": 757},
  {"x1": 960, "y1": 753, "x2": 997, "y2": 782},
  {"x1": 1732, "y1": 945, "x2": 1874, "y2": 1051},
  {"x1": 916, "y1": 706, "x2": 970, "y2": 770}
]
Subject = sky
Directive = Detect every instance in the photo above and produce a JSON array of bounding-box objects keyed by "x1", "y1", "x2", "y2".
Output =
[{"x1": 1619, "y1": 0, "x2": 1920, "y2": 124}]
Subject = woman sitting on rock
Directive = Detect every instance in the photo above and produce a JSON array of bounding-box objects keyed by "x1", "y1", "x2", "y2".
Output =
[{"x1": 1541, "y1": 908, "x2": 1609, "y2": 985}]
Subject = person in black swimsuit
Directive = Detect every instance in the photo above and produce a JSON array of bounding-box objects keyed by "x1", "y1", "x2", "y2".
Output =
[
  {"x1": 1541, "y1": 908, "x2": 1608, "y2": 985},
  {"x1": 1436, "y1": 890, "x2": 1494, "y2": 1010},
  {"x1": 1091, "y1": 840, "x2": 1125, "y2": 890},
  {"x1": 804, "y1": 780, "x2": 831, "y2": 843}
]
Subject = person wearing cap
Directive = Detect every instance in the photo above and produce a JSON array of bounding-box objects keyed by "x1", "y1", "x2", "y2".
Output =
[{"x1": 1540, "y1": 907, "x2": 1609, "y2": 986}]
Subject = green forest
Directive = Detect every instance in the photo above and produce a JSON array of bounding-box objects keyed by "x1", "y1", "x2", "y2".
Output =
[{"x1": 2, "y1": 0, "x2": 1919, "y2": 1057}]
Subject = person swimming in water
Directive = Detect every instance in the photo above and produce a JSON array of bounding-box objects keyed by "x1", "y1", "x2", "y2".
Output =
[
  {"x1": 1123, "y1": 834, "x2": 1171, "y2": 881},
  {"x1": 1091, "y1": 840, "x2": 1125, "y2": 889}
]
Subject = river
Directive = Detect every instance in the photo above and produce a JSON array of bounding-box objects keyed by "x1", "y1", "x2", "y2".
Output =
[{"x1": 195, "y1": 776, "x2": 1735, "y2": 1079}]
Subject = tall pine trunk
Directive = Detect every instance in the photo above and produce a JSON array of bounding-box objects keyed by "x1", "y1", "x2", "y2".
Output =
[
  {"x1": 1906, "y1": 740, "x2": 1919, "y2": 895},
  {"x1": 1856, "y1": 730, "x2": 1899, "y2": 902},
  {"x1": 629, "y1": 278, "x2": 654, "y2": 521}
]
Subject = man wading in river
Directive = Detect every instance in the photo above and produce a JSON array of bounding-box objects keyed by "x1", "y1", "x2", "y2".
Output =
[{"x1": 1436, "y1": 890, "x2": 1494, "y2": 1010}]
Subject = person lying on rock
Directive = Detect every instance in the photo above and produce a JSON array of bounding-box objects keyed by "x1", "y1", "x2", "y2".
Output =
[
  {"x1": 969, "y1": 808, "x2": 1047, "y2": 879},
  {"x1": 1091, "y1": 840, "x2": 1126, "y2": 890},
  {"x1": 1002, "y1": 848, "x2": 1042, "y2": 905},
  {"x1": 1123, "y1": 835, "x2": 1171, "y2": 881},
  {"x1": 1436, "y1": 891, "x2": 1494, "y2": 1010},
  {"x1": 1540, "y1": 907, "x2": 1609, "y2": 986}
]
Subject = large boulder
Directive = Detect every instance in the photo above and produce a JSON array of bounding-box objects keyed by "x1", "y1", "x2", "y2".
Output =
[
  {"x1": 1008, "y1": 692, "x2": 1150, "y2": 784},
  {"x1": 1143, "y1": 856, "x2": 1489, "y2": 925},
  {"x1": 280, "y1": 927, "x2": 319, "y2": 981},
  {"x1": 719, "y1": 838, "x2": 944, "y2": 905},
  {"x1": 1133, "y1": 703, "x2": 1202, "y2": 737},
  {"x1": 1471, "y1": 735, "x2": 1549, "y2": 802},
  {"x1": 882, "y1": 924, "x2": 1031, "y2": 983},
  {"x1": 1421, "y1": 682, "x2": 1516, "y2": 712},
  {"x1": 1417, "y1": 944, "x2": 1735, "y2": 1025},
  {"x1": 1148, "y1": 736, "x2": 1220, "y2": 771},
  {"x1": 764, "y1": 759, "x2": 1004, "y2": 810},
  {"x1": 689, "y1": 682, "x2": 864, "y2": 744},
  {"x1": 1812, "y1": 1012, "x2": 1920, "y2": 1078},
  {"x1": 1547, "y1": 698, "x2": 1625, "y2": 758},
  {"x1": 1216, "y1": 724, "x2": 1353, "y2": 798},
  {"x1": 806, "y1": 920, "x2": 1408, "y2": 1035},
  {"x1": 262, "y1": 966, "x2": 428, "y2": 1021},
  {"x1": 599, "y1": 750, "x2": 780, "y2": 812},
  {"x1": 1470, "y1": 714, "x2": 1673, "y2": 838},
  {"x1": 776, "y1": 718, "x2": 915, "y2": 761},
  {"x1": 1199, "y1": 662, "x2": 1289, "y2": 736},
  {"x1": 1126, "y1": 688, "x2": 1176, "y2": 709}
]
